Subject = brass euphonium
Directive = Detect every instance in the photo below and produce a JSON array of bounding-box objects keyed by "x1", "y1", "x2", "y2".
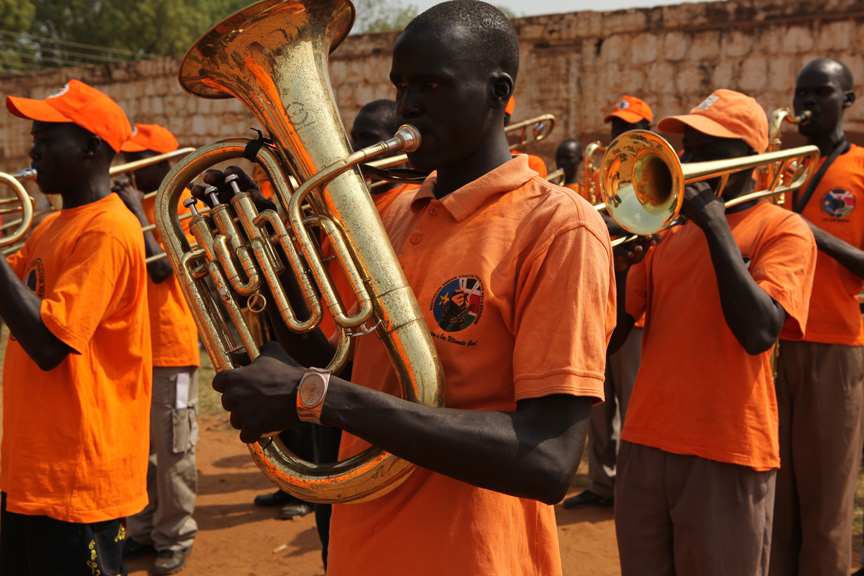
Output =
[{"x1": 154, "y1": 0, "x2": 445, "y2": 504}]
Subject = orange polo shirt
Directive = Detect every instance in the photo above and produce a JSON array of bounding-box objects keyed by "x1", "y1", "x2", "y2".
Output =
[
  {"x1": 564, "y1": 182, "x2": 588, "y2": 202},
  {"x1": 792, "y1": 144, "x2": 864, "y2": 345},
  {"x1": 624, "y1": 201, "x2": 816, "y2": 470},
  {"x1": 2, "y1": 193, "x2": 151, "y2": 522},
  {"x1": 327, "y1": 155, "x2": 615, "y2": 576},
  {"x1": 513, "y1": 150, "x2": 548, "y2": 179},
  {"x1": 143, "y1": 191, "x2": 200, "y2": 367}
]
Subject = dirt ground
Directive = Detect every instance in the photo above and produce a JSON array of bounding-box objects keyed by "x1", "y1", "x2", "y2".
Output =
[{"x1": 126, "y1": 415, "x2": 623, "y2": 576}]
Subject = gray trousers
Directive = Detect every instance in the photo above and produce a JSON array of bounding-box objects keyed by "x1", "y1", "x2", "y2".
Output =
[
  {"x1": 770, "y1": 341, "x2": 864, "y2": 576},
  {"x1": 127, "y1": 366, "x2": 199, "y2": 553},
  {"x1": 587, "y1": 326, "x2": 642, "y2": 498},
  {"x1": 616, "y1": 441, "x2": 776, "y2": 576}
]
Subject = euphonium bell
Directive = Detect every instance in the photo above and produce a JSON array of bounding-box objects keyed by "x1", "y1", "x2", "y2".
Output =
[{"x1": 154, "y1": 0, "x2": 444, "y2": 504}]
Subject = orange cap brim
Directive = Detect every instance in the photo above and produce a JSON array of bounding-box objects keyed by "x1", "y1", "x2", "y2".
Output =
[
  {"x1": 604, "y1": 109, "x2": 646, "y2": 124},
  {"x1": 120, "y1": 141, "x2": 147, "y2": 153},
  {"x1": 657, "y1": 114, "x2": 742, "y2": 140},
  {"x1": 6, "y1": 96, "x2": 71, "y2": 123}
]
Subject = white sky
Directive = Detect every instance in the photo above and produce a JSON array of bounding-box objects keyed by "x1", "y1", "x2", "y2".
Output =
[{"x1": 411, "y1": 0, "x2": 712, "y2": 17}]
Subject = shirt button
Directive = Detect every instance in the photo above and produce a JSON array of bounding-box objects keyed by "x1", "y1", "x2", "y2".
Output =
[
  {"x1": 429, "y1": 206, "x2": 439, "y2": 215},
  {"x1": 411, "y1": 235, "x2": 421, "y2": 245}
]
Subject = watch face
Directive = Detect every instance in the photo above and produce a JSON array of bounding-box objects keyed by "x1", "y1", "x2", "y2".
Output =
[{"x1": 299, "y1": 374, "x2": 326, "y2": 406}]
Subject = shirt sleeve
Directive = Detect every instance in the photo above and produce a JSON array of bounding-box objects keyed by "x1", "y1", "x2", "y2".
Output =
[
  {"x1": 754, "y1": 214, "x2": 817, "y2": 341},
  {"x1": 41, "y1": 230, "x2": 134, "y2": 354},
  {"x1": 511, "y1": 224, "x2": 614, "y2": 403},
  {"x1": 6, "y1": 242, "x2": 30, "y2": 278}
]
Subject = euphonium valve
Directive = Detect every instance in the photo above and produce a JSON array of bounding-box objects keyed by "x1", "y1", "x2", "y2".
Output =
[{"x1": 154, "y1": 0, "x2": 444, "y2": 504}]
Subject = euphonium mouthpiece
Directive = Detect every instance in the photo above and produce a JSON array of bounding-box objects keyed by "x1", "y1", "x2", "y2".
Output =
[
  {"x1": 13, "y1": 168, "x2": 36, "y2": 182},
  {"x1": 796, "y1": 110, "x2": 813, "y2": 125},
  {"x1": 393, "y1": 125, "x2": 422, "y2": 153}
]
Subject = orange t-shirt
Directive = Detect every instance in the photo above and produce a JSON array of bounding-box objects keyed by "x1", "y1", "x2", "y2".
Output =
[
  {"x1": 327, "y1": 155, "x2": 615, "y2": 576},
  {"x1": 564, "y1": 182, "x2": 589, "y2": 202},
  {"x1": 793, "y1": 144, "x2": 864, "y2": 345},
  {"x1": 623, "y1": 201, "x2": 816, "y2": 470},
  {"x1": 143, "y1": 191, "x2": 200, "y2": 367},
  {"x1": 1, "y1": 193, "x2": 151, "y2": 522}
]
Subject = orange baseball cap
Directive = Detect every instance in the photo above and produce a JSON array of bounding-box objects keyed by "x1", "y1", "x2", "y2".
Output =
[
  {"x1": 604, "y1": 95, "x2": 653, "y2": 124},
  {"x1": 6, "y1": 79, "x2": 132, "y2": 153},
  {"x1": 121, "y1": 124, "x2": 179, "y2": 154},
  {"x1": 505, "y1": 96, "x2": 515, "y2": 116},
  {"x1": 657, "y1": 89, "x2": 768, "y2": 153}
]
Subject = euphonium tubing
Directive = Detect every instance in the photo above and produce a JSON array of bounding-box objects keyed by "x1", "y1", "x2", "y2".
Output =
[
  {"x1": 599, "y1": 130, "x2": 820, "y2": 246},
  {"x1": 155, "y1": 0, "x2": 444, "y2": 504},
  {"x1": 0, "y1": 172, "x2": 34, "y2": 247}
]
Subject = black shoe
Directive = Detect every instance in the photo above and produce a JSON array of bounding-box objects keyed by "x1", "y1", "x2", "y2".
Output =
[
  {"x1": 122, "y1": 537, "x2": 155, "y2": 559},
  {"x1": 278, "y1": 502, "x2": 314, "y2": 520},
  {"x1": 562, "y1": 489, "x2": 614, "y2": 509},
  {"x1": 851, "y1": 569, "x2": 864, "y2": 576},
  {"x1": 152, "y1": 546, "x2": 193, "y2": 575},
  {"x1": 253, "y1": 489, "x2": 292, "y2": 507}
]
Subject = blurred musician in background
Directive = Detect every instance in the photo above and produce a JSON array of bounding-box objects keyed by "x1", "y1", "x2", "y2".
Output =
[
  {"x1": 114, "y1": 124, "x2": 201, "y2": 576},
  {"x1": 563, "y1": 94, "x2": 655, "y2": 510},
  {"x1": 611, "y1": 89, "x2": 816, "y2": 576},
  {"x1": 0, "y1": 80, "x2": 149, "y2": 576},
  {"x1": 554, "y1": 138, "x2": 584, "y2": 197},
  {"x1": 770, "y1": 57, "x2": 864, "y2": 576}
]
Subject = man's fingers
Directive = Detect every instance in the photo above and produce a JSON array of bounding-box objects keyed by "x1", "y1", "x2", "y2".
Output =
[
  {"x1": 239, "y1": 428, "x2": 264, "y2": 444},
  {"x1": 229, "y1": 411, "x2": 243, "y2": 431}
]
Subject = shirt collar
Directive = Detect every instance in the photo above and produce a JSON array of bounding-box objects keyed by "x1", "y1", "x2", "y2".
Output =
[{"x1": 409, "y1": 155, "x2": 538, "y2": 222}]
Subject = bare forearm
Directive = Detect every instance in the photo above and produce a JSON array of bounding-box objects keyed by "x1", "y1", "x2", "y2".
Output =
[
  {"x1": 608, "y1": 268, "x2": 634, "y2": 353},
  {"x1": 0, "y1": 260, "x2": 71, "y2": 370},
  {"x1": 702, "y1": 219, "x2": 784, "y2": 354},
  {"x1": 322, "y1": 383, "x2": 590, "y2": 504},
  {"x1": 812, "y1": 226, "x2": 864, "y2": 279}
]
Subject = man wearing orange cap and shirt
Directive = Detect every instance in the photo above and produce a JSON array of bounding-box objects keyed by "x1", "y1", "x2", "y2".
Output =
[
  {"x1": 564, "y1": 95, "x2": 654, "y2": 510},
  {"x1": 113, "y1": 124, "x2": 200, "y2": 575},
  {"x1": 610, "y1": 89, "x2": 816, "y2": 575},
  {"x1": 0, "y1": 79, "x2": 150, "y2": 575},
  {"x1": 505, "y1": 95, "x2": 548, "y2": 178},
  {"x1": 770, "y1": 58, "x2": 864, "y2": 576}
]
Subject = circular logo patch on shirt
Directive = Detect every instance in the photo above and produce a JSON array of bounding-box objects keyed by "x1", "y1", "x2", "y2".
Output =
[
  {"x1": 431, "y1": 276, "x2": 484, "y2": 332},
  {"x1": 822, "y1": 189, "x2": 855, "y2": 218}
]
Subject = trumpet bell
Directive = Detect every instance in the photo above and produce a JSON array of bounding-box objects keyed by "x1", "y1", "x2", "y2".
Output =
[{"x1": 600, "y1": 131, "x2": 684, "y2": 236}]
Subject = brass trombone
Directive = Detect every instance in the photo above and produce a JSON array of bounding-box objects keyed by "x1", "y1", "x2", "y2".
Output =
[
  {"x1": 582, "y1": 141, "x2": 605, "y2": 205},
  {"x1": 0, "y1": 148, "x2": 197, "y2": 257},
  {"x1": 756, "y1": 108, "x2": 812, "y2": 204},
  {"x1": 599, "y1": 130, "x2": 820, "y2": 247}
]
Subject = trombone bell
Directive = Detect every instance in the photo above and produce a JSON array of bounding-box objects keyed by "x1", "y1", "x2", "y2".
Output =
[{"x1": 600, "y1": 131, "x2": 684, "y2": 236}]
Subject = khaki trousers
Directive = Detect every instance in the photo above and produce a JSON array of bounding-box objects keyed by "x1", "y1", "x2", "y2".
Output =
[
  {"x1": 127, "y1": 366, "x2": 199, "y2": 553},
  {"x1": 615, "y1": 441, "x2": 776, "y2": 576},
  {"x1": 770, "y1": 340, "x2": 864, "y2": 576},
  {"x1": 587, "y1": 327, "x2": 642, "y2": 499}
]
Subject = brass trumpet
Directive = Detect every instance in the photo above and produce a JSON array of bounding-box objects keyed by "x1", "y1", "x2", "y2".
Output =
[
  {"x1": 154, "y1": 0, "x2": 444, "y2": 504},
  {"x1": 599, "y1": 130, "x2": 820, "y2": 247},
  {"x1": 0, "y1": 171, "x2": 35, "y2": 248}
]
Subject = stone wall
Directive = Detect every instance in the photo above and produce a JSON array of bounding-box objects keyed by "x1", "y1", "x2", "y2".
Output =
[{"x1": 0, "y1": 0, "x2": 862, "y2": 177}]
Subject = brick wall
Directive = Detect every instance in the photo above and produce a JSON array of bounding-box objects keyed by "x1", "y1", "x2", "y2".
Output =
[{"x1": 0, "y1": 0, "x2": 862, "y2": 181}]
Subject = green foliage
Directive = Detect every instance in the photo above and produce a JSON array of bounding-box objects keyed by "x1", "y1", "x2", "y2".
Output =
[
  {"x1": 353, "y1": 0, "x2": 418, "y2": 34},
  {"x1": 0, "y1": 0, "x2": 34, "y2": 31},
  {"x1": 29, "y1": 0, "x2": 252, "y2": 57}
]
